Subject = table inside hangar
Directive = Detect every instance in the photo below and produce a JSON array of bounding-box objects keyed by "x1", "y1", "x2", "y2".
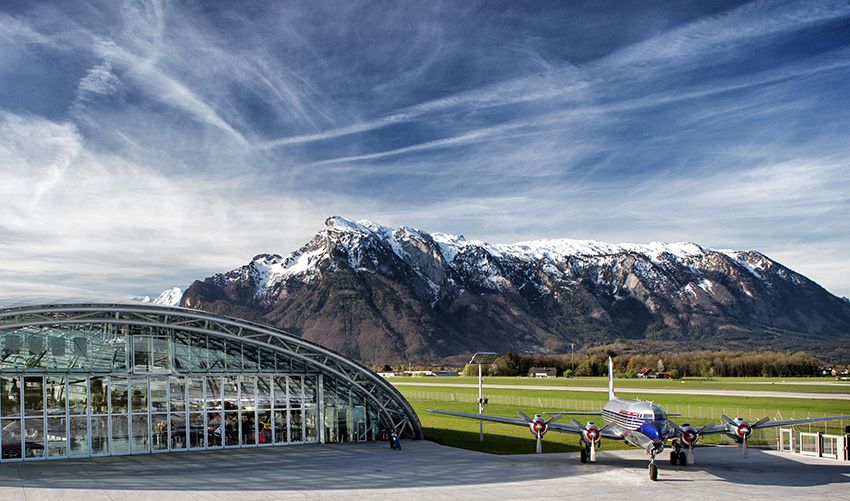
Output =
[{"x1": 0, "y1": 304, "x2": 422, "y2": 461}]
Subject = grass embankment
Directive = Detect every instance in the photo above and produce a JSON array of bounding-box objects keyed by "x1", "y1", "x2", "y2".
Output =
[{"x1": 398, "y1": 383, "x2": 850, "y2": 455}]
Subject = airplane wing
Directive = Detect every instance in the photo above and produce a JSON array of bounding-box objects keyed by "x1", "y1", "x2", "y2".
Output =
[
  {"x1": 697, "y1": 414, "x2": 850, "y2": 435},
  {"x1": 427, "y1": 408, "x2": 628, "y2": 441},
  {"x1": 428, "y1": 409, "x2": 535, "y2": 427}
]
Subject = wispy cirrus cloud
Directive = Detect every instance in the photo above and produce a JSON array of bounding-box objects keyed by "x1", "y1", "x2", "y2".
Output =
[{"x1": 1, "y1": 0, "x2": 850, "y2": 302}]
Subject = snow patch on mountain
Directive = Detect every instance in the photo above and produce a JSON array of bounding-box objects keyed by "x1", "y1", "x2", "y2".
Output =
[{"x1": 134, "y1": 287, "x2": 183, "y2": 306}]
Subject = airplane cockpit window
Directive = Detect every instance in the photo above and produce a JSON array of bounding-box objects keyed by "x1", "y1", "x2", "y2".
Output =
[{"x1": 654, "y1": 410, "x2": 666, "y2": 421}]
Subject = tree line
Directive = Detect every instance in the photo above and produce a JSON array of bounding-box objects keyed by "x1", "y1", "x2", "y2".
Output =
[{"x1": 480, "y1": 350, "x2": 823, "y2": 378}]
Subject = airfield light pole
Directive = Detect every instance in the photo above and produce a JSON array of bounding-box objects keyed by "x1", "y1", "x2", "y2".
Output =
[{"x1": 470, "y1": 352, "x2": 498, "y2": 442}]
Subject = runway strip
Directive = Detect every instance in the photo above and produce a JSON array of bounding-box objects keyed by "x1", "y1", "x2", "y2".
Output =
[{"x1": 391, "y1": 381, "x2": 850, "y2": 400}]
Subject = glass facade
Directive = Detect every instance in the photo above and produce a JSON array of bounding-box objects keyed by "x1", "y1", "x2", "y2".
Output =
[{"x1": 0, "y1": 315, "x2": 406, "y2": 462}]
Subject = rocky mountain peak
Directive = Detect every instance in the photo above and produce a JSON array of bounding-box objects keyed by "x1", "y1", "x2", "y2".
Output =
[{"x1": 167, "y1": 216, "x2": 850, "y2": 363}]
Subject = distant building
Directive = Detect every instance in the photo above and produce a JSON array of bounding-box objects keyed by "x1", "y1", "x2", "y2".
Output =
[
  {"x1": 636, "y1": 367, "x2": 655, "y2": 379},
  {"x1": 377, "y1": 371, "x2": 402, "y2": 378},
  {"x1": 529, "y1": 367, "x2": 557, "y2": 378},
  {"x1": 655, "y1": 371, "x2": 672, "y2": 379},
  {"x1": 431, "y1": 370, "x2": 460, "y2": 377}
]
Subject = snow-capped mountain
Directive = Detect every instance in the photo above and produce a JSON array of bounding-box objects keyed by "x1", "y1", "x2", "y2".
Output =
[
  {"x1": 134, "y1": 287, "x2": 183, "y2": 307},
  {"x1": 173, "y1": 216, "x2": 850, "y2": 363}
]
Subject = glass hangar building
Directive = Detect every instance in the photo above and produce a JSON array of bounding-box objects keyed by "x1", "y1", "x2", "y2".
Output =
[{"x1": 0, "y1": 304, "x2": 422, "y2": 462}]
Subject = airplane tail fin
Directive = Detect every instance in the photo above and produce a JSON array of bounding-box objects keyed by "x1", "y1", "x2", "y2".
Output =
[{"x1": 608, "y1": 356, "x2": 616, "y2": 400}]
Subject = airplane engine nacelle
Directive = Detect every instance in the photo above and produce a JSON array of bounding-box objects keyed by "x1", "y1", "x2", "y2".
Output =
[
  {"x1": 679, "y1": 424, "x2": 700, "y2": 446},
  {"x1": 529, "y1": 416, "x2": 548, "y2": 437},
  {"x1": 581, "y1": 421, "x2": 601, "y2": 444},
  {"x1": 729, "y1": 417, "x2": 752, "y2": 441}
]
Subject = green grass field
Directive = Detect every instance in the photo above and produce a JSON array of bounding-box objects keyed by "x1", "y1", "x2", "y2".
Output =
[
  {"x1": 396, "y1": 381, "x2": 850, "y2": 455},
  {"x1": 389, "y1": 375, "x2": 850, "y2": 393}
]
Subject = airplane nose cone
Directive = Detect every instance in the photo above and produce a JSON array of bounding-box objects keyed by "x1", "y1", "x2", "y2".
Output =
[{"x1": 638, "y1": 422, "x2": 661, "y2": 441}]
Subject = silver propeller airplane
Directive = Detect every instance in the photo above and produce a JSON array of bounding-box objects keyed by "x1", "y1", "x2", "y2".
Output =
[{"x1": 429, "y1": 357, "x2": 850, "y2": 480}]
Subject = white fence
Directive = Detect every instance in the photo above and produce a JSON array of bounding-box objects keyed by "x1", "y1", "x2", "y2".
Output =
[{"x1": 776, "y1": 428, "x2": 848, "y2": 461}]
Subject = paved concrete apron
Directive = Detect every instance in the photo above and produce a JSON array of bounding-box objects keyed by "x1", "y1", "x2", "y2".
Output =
[{"x1": 0, "y1": 441, "x2": 847, "y2": 500}]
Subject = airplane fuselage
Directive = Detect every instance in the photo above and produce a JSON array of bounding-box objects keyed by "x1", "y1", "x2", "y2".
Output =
[{"x1": 601, "y1": 397, "x2": 669, "y2": 443}]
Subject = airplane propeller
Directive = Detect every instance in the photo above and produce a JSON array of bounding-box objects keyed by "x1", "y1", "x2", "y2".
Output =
[
  {"x1": 721, "y1": 415, "x2": 769, "y2": 457},
  {"x1": 571, "y1": 418, "x2": 604, "y2": 462},
  {"x1": 670, "y1": 421, "x2": 713, "y2": 464},
  {"x1": 518, "y1": 412, "x2": 561, "y2": 453}
]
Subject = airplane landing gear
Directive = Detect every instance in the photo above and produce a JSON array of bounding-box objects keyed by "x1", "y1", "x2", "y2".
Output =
[
  {"x1": 649, "y1": 452, "x2": 658, "y2": 481},
  {"x1": 579, "y1": 442, "x2": 595, "y2": 463},
  {"x1": 670, "y1": 440, "x2": 686, "y2": 466}
]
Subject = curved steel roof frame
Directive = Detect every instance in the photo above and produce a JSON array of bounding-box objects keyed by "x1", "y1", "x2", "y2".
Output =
[{"x1": 0, "y1": 303, "x2": 423, "y2": 439}]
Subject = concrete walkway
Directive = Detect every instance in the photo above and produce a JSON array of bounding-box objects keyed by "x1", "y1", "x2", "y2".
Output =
[
  {"x1": 0, "y1": 441, "x2": 848, "y2": 500},
  {"x1": 392, "y1": 381, "x2": 850, "y2": 400}
]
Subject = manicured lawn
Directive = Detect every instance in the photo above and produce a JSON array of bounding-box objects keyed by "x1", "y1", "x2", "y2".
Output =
[
  {"x1": 400, "y1": 383, "x2": 850, "y2": 455},
  {"x1": 389, "y1": 375, "x2": 850, "y2": 393}
]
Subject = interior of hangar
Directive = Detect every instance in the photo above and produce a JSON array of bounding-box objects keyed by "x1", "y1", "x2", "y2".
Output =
[{"x1": 0, "y1": 304, "x2": 422, "y2": 461}]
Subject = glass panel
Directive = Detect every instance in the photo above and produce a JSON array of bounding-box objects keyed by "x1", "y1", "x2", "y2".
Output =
[
  {"x1": 27, "y1": 333, "x2": 44, "y2": 356},
  {"x1": 305, "y1": 408, "x2": 318, "y2": 443},
  {"x1": 207, "y1": 337, "x2": 225, "y2": 371},
  {"x1": 110, "y1": 377, "x2": 128, "y2": 414},
  {"x1": 290, "y1": 410, "x2": 303, "y2": 442},
  {"x1": 239, "y1": 376, "x2": 256, "y2": 412},
  {"x1": 49, "y1": 335, "x2": 66, "y2": 357},
  {"x1": 205, "y1": 376, "x2": 222, "y2": 411},
  {"x1": 46, "y1": 376, "x2": 66, "y2": 415},
  {"x1": 173, "y1": 332, "x2": 192, "y2": 372},
  {"x1": 24, "y1": 376, "x2": 43, "y2": 416},
  {"x1": 68, "y1": 377, "x2": 87, "y2": 415},
  {"x1": 258, "y1": 410, "x2": 272, "y2": 445},
  {"x1": 69, "y1": 416, "x2": 88, "y2": 456},
  {"x1": 150, "y1": 378, "x2": 167, "y2": 412},
  {"x1": 2, "y1": 419, "x2": 22, "y2": 459},
  {"x1": 169, "y1": 376, "x2": 186, "y2": 413},
  {"x1": 170, "y1": 413, "x2": 186, "y2": 450},
  {"x1": 131, "y1": 414, "x2": 149, "y2": 453},
  {"x1": 240, "y1": 411, "x2": 256, "y2": 446},
  {"x1": 90, "y1": 376, "x2": 108, "y2": 414},
  {"x1": 72, "y1": 337, "x2": 87, "y2": 358},
  {"x1": 275, "y1": 353, "x2": 290, "y2": 373},
  {"x1": 151, "y1": 337, "x2": 170, "y2": 372},
  {"x1": 189, "y1": 413, "x2": 205, "y2": 448},
  {"x1": 224, "y1": 412, "x2": 238, "y2": 446},
  {"x1": 111, "y1": 414, "x2": 130, "y2": 454},
  {"x1": 257, "y1": 377, "x2": 271, "y2": 409},
  {"x1": 1, "y1": 376, "x2": 20, "y2": 417},
  {"x1": 207, "y1": 412, "x2": 222, "y2": 447},
  {"x1": 24, "y1": 417, "x2": 45, "y2": 458},
  {"x1": 91, "y1": 415, "x2": 108, "y2": 455},
  {"x1": 242, "y1": 344, "x2": 258, "y2": 371},
  {"x1": 273, "y1": 377, "x2": 287, "y2": 409},
  {"x1": 225, "y1": 341, "x2": 242, "y2": 372},
  {"x1": 188, "y1": 377, "x2": 204, "y2": 412},
  {"x1": 190, "y1": 335, "x2": 209, "y2": 371},
  {"x1": 304, "y1": 377, "x2": 317, "y2": 405},
  {"x1": 151, "y1": 414, "x2": 168, "y2": 450},
  {"x1": 223, "y1": 376, "x2": 238, "y2": 412},
  {"x1": 47, "y1": 416, "x2": 67, "y2": 457},
  {"x1": 288, "y1": 376, "x2": 303, "y2": 408},
  {"x1": 133, "y1": 336, "x2": 150, "y2": 370},
  {"x1": 273, "y1": 410, "x2": 287, "y2": 443},
  {"x1": 130, "y1": 377, "x2": 148, "y2": 412},
  {"x1": 259, "y1": 348, "x2": 275, "y2": 372}
]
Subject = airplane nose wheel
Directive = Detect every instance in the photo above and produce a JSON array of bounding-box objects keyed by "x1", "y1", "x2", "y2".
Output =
[{"x1": 649, "y1": 453, "x2": 658, "y2": 481}]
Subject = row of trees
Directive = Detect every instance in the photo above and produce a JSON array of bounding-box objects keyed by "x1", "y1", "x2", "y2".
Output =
[{"x1": 482, "y1": 350, "x2": 822, "y2": 378}]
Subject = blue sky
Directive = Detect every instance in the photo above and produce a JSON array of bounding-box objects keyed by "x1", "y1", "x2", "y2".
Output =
[{"x1": 1, "y1": 0, "x2": 849, "y2": 303}]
